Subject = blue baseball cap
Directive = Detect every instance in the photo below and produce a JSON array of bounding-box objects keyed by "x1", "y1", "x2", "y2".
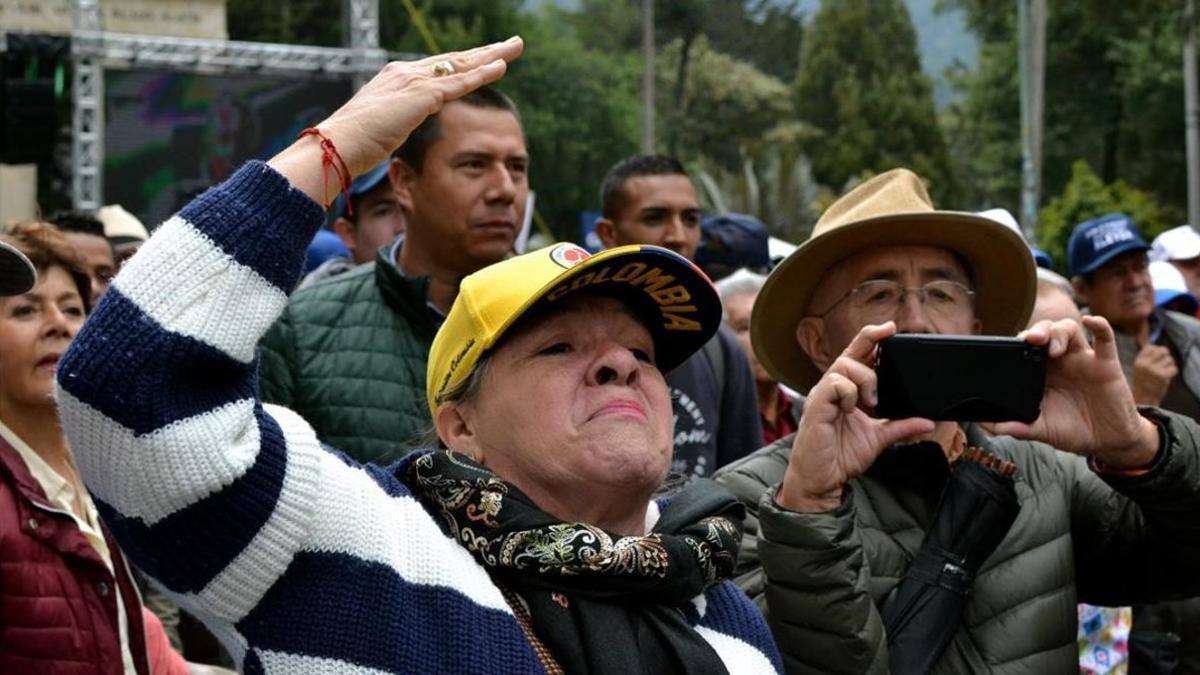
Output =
[
  {"x1": 305, "y1": 230, "x2": 351, "y2": 274},
  {"x1": 1031, "y1": 247, "x2": 1054, "y2": 269},
  {"x1": 1067, "y1": 213, "x2": 1149, "y2": 277},
  {"x1": 330, "y1": 159, "x2": 392, "y2": 220},
  {"x1": 696, "y1": 213, "x2": 770, "y2": 277}
]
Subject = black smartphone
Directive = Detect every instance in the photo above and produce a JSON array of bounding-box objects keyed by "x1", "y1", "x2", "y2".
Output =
[{"x1": 875, "y1": 334, "x2": 1047, "y2": 423}]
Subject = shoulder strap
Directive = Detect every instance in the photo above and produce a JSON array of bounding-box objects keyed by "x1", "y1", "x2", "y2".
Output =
[
  {"x1": 880, "y1": 452, "x2": 1020, "y2": 675},
  {"x1": 701, "y1": 333, "x2": 727, "y2": 396}
]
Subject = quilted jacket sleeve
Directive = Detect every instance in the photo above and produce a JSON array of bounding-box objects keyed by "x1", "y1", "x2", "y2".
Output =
[
  {"x1": 258, "y1": 309, "x2": 297, "y2": 408},
  {"x1": 1067, "y1": 408, "x2": 1200, "y2": 607},
  {"x1": 714, "y1": 435, "x2": 888, "y2": 675},
  {"x1": 756, "y1": 492, "x2": 889, "y2": 675}
]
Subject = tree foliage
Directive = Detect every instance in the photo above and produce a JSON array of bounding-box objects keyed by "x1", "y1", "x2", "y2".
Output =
[
  {"x1": 943, "y1": 0, "x2": 1184, "y2": 229},
  {"x1": 796, "y1": 0, "x2": 957, "y2": 203},
  {"x1": 656, "y1": 36, "x2": 797, "y2": 170},
  {"x1": 226, "y1": 0, "x2": 342, "y2": 46},
  {"x1": 504, "y1": 12, "x2": 642, "y2": 240},
  {"x1": 1037, "y1": 160, "x2": 1166, "y2": 270}
]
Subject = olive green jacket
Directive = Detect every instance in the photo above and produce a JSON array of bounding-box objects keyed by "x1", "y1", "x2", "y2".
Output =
[
  {"x1": 259, "y1": 246, "x2": 437, "y2": 464},
  {"x1": 714, "y1": 409, "x2": 1200, "y2": 674}
]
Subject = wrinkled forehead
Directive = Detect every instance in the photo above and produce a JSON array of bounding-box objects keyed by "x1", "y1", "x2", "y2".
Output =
[
  {"x1": 810, "y1": 244, "x2": 972, "y2": 310},
  {"x1": 835, "y1": 244, "x2": 969, "y2": 285},
  {"x1": 616, "y1": 175, "x2": 699, "y2": 217},
  {"x1": 437, "y1": 104, "x2": 527, "y2": 153}
]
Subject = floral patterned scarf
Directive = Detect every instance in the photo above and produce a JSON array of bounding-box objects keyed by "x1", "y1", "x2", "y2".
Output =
[{"x1": 408, "y1": 450, "x2": 744, "y2": 674}]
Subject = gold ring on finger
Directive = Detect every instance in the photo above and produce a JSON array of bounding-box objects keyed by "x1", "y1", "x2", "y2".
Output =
[{"x1": 431, "y1": 60, "x2": 456, "y2": 77}]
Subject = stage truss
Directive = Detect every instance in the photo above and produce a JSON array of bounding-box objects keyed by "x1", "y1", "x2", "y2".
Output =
[{"x1": 1, "y1": 0, "x2": 410, "y2": 210}]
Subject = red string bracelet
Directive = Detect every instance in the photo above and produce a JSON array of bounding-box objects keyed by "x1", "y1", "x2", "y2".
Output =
[{"x1": 298, "y1": 127, "x2": 354, "y2": 216}]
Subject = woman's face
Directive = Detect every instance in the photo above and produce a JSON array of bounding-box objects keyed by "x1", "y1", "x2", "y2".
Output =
[
  {"x1": 0, "y1": 266, "x2": 86, "y2": 412},
  {"x1": 452, "y1": 294, "x2": 674, "y2": 502}
]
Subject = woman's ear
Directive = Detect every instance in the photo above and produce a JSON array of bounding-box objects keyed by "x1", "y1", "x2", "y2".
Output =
[{"x1": 434, "y1": 403, "x2": 484, "y2": 461}]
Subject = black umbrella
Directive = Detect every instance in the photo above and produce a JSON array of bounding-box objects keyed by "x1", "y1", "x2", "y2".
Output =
[{"x1": 880, "y1": 448, "x2": 1020, "y2": 675}]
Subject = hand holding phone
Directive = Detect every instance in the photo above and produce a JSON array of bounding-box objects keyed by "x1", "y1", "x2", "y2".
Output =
[
  {"x1": 992, "y1": 317, "x2": 1157, "y2": 467},
  {"x1": 777, "y1": 322, "x2": 936, "y2": 513}
]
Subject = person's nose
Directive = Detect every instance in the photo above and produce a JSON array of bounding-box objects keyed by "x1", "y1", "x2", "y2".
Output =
[
  {"x1": 1132, "y1": 270, "x2": 1153, "y2": 290},
  {"x1": 893, "y1": 290, "x2": 934, "y2": 334},
  {"x1": 42, "y1": 306, "x2": 78, "y2": 341},
  {"x1": 661, "y1": 216, "x2": 688, "y2": 249},
  {"x1": 484, "y1": 164, "x2": 517, "y2": 205},
  {"x1": 587, "y1": 342, "x2": 641, "y2": 387},
  {"x1": 91, "y1": 277, "x2": 106, "y2": 303}
]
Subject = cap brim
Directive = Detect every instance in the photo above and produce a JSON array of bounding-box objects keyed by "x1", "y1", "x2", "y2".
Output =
[
  {"x1": 752, "y1": 211, "x2": 1037, "y2": 393},
  {"x1": 1076, "y1": 240, "x2": 1151, "y2": 276},
  {"x1": 500, "y1": 246, "x2": 721, "y2": 376},
  {"x1": 0, "y1": 241, "x2": 37, "y2": 296},
  {"x1": 1156, "y1": 288, "x2": 1198, "y2": 311}
]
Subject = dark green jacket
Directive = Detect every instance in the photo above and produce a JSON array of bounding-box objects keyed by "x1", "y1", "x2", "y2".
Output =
[
  {"x1": 714, "y1": 410, "x2": 1200, "y2": 675},
  {"x1": 259, "y1": 247, "x2": 437, "y2": 464}
]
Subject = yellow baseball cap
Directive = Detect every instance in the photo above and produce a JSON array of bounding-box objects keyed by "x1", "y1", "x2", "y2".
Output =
[{"x1": 427, "y1": 243, "x2": 721, "y2": 416}]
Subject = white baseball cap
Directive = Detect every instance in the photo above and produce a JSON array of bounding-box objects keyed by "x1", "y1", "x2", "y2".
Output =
[
  {"x1": 1151, "y1": 225, "x2": 1200, "y2": 262},
  {"x1": 1151, "y1": 259, "x2": 1198, "y2": 312}
]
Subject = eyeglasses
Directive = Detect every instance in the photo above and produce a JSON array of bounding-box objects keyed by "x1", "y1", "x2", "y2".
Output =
[{"x1": 815, "y1": 279, "x2": 976, "y2": 322}]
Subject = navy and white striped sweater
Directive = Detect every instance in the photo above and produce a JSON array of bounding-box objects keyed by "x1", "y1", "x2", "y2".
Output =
[{"x1": 56, "y1": 162, "x2": 783, "y2": 674}]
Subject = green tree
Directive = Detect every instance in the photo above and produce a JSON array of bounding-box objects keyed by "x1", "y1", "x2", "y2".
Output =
[
  {"x1": 656, "y1": 36, "x2": 797, "y2": 170},
  {"x1": 378, "y1": 0, "x2": 525, "y2": 53},
  {"x1": 1037, "y1": 160, "x2": 1166, "y2": 271},
  {"x1": 796, "y1": 0, "x2": 957, "y2": 202},
  {"x1": 226, "y1": 0, "x2": 342, "y2": 46},
  {"x1": 943, "y1": 1, "x2": 1185, "y2": 226},
  {"x1": 504, "y1": 12, "x2": 642, "y2": 240}
]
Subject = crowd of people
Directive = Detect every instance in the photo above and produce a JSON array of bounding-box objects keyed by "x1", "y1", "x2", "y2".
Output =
[{"x1": 4, "y1": 37, "x2": 1200, "y2": 674}]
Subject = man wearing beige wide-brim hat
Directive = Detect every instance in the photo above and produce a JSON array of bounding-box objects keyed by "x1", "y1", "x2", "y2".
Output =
[{"x1": 715, "y1": 168, "x2": 1200, "y2": 674}]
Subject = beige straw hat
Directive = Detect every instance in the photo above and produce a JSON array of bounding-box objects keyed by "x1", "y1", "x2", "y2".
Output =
[{"x1": 752, "y1": 168, "x2": 1036, "y2": 393}]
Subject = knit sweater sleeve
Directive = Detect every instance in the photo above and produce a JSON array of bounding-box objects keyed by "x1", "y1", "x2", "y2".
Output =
[{"x1": 55, "y1": 162, "x2": 520, "y2": 671}]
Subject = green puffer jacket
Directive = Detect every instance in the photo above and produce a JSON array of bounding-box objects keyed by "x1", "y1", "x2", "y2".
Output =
[
  {"x1": 714, "y1": 409, "x2": 1200, "y2": 675},
  {"x1": 259, "y1": 247, "x2": 437, "y2": 464}
]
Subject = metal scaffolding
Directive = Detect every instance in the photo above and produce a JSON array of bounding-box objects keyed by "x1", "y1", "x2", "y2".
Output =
[{"x1": 3, "y1": 0, "x2": 399, "y2": 210}]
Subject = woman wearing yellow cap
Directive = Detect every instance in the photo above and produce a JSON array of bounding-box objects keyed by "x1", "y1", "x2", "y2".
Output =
[{"x1": 55, "y1": 38, "x2": 780, "y2": 674}]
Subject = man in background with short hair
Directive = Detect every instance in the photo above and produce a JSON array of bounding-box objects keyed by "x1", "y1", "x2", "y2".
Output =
[
  {"x1": 594, "y1": 155, "x2": 761, "y2": 477},
  {"x1": 1070, "y1": 214, "x2": 1200, "y2": 413},
  {"x1": 298, "y1": 159, "x2": 407, "y2": 289},
  {"x1": 332, "y1": 159, "x2": 407, "y2": 265},
  {"x1": 47, "y1": 211, "x2": 115, "y2": 301},
  {"x1": 260, "y1": 86, "x2": 528, "y2": 464}
]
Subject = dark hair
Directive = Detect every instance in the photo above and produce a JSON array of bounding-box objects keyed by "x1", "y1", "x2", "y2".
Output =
[
  {"x1": 393, "y1": 86, "x2": 521, "y2": 173},
  {"x1": 2, "y1": 221, "x2": 92, "y2": 310},
  {"x1": 47, "y1": 210, "x2": 107, "y2": 239},
  {"x1": 600, "y1": 155, "x2": 689, "y2": 220}
]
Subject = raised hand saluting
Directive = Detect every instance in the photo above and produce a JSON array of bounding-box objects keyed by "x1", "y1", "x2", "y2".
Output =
[{"x1": 269, "y1": 38, "x2": 524, "y2": 204}]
